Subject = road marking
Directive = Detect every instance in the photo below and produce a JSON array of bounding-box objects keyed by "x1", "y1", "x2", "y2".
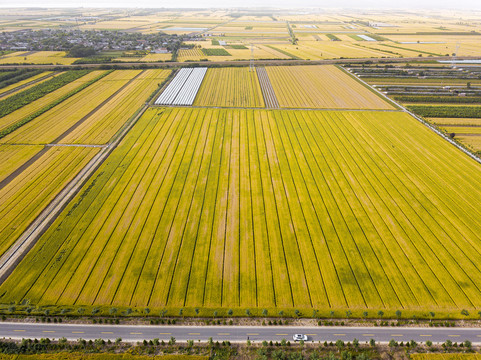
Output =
[
  {"x1": 130, "y1": 332, "x2": 143, "y2": 335},
  {"x1": 362, "y1": 334, "x2": 375, "y2": 336},
  {"x1": 159, "y1": 333, "x2": 171, "y2": 335},
  {"x1": 305, "y1": 334, "x2": 317, "y2": 336},
  {"x1": 449, "y1": 335, "x2": 460, "y2": 337},
  {"x1": 189, "y1": 333, "x2": 201, "y2": 335},
  {"x1": 72, "y1": 331, "x2": 84, "y2": 334},
  {"x1": 333, "y1": 334, "x2": 346, "y2": 336},
  {"x1": 276, "y1": 334, "x2": 288, "y2": 336},
  {"x1": 476, "y1": 335, "x2": 481, "y2": 337},
  {"x1": 420, "y1": 335, "x2": 432, "y2": 337},
  {"x1": 43, "y1": 331, "x2": 55, "y2": 333},
  {"x1": 13, "y1": 330, "x2": 25, "y2": 332},
  {"x1": 247, "y1": 333, "x2": 259, "y2": 336},
  {"x1": 101, "y1": 332, "x2": 114, "y2": 334},
  {"x1": 391, "y1": 334, "x2": 403, "y2": 337},
  {"x1": 217, "y1": 333, "x2": 230, "y2": 335}
]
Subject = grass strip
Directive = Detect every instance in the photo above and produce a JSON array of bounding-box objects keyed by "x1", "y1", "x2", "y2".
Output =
[{"x1": 408, "y1": 105, "x2": 481, "y2": 118}]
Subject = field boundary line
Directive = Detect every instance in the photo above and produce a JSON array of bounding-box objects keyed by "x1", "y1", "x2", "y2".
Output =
[
  {"x1": 339, "y1": 66, "x2": 481, "y2": 166},
  {"x1": 0, "y1": 98, "x2": 153, "y2": 285}
]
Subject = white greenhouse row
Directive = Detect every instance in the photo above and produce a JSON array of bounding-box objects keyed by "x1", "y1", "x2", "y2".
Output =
[{"x1": 155, "y1": 67, "x2": 207, "y2": 106}]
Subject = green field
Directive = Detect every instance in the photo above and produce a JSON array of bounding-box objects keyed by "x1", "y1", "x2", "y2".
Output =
[{"x1": 2, "y1": 107, "x2": 481, "y2": 315}]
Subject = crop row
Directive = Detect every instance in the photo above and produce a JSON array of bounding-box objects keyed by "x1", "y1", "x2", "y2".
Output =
[
  {"x1": 394, "y1": 95, "x2": 481, "y2": 104},
  {"x1": 0, "y1": 145, "x2": 99, "y2": 257},
  {"x1": 265, "y1": 65, "x2": 394, "y2": 109},
  {"x1": 407, "y1": 105, "x2": 481, "y2": 118},
  {"x1": 3, "y1": 108, "x2": 481, "y2": 311},
  {"x1": 194, "y1": 68, "x2": 264, "y2": 108}
]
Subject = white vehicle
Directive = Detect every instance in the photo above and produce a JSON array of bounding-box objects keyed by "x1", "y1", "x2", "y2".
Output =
[{"x1": 293, "y1": 334, "x2": 308, "y2": 341}]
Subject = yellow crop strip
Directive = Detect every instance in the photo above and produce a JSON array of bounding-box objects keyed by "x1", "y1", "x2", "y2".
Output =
[
  {"x1": 194, "y1": 68, "x2": 265, "y2": 108},
  {"x1": 266, "y1": 65, "x2": 394, "y2": 109},
  {"x1": 3, "y1": 108, "x2": 481, "y2": 314},
  {"x1": 0, "y1": 51, "x2": 79, "y2": 65}
]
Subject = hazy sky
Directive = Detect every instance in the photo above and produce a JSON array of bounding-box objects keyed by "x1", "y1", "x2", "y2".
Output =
[{"x1": 2, "y1": 0, "x2": 480, "y2": 9}]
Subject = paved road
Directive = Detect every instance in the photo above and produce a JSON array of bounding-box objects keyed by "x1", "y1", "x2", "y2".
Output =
[{"x1": 0, "y1": 323, "x2": 480, "y2": 344}]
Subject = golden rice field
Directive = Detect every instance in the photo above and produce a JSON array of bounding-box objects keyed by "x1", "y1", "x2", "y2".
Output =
[
  {"x1": 3, "y1": 107, "x2": 481, "y2": 313},
  {"x1": 0, "y1": 51, "x2": 79, "y2": 65},
  {"x1": 177, "y1": 49, "x2": 206, "y2": 62},
  {"x1": 0, "y1": 144, "x2": 42, "y2": 183},
  {"x1": 0, "y1": 70, "x2": 140, "y2": 144},
  {"x1": 0, "y1": 146, "x2": 99, "y2": 257},
  {"x1": 194, "y1": 68, "x2": 264, "y2": 108},
  {"x1": 266, "y1": 65, "x2": 394, "y2": 109},
  {"x1": 60, "y1": 69, "x2": 170, "y2": 145},
  {"x1": 0, "y1": 71, "x2": 106, "y2": 133}
]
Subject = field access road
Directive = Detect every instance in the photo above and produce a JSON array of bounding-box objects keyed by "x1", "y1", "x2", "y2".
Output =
[
  {"x1": 0, "y1": 323, "x2": 480, "y2": 344},
  {"x1": 0, "y1": 56, "x2": 480, "y2": 70}
]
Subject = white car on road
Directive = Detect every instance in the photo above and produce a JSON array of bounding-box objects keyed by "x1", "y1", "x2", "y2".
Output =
[{"x1": 293, "y1": 334, "x2": 308, "y2": 341}]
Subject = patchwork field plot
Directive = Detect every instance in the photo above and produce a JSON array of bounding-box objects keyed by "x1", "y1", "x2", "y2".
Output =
[
  {"x1": 266, "y1": 65, "x2": 394, "y2": 109},
  {"x1": 0, "y1": 71, "x2": 54, "y2": 99},
  {"x1": 0, "y1": 145, "x2": 98, "y2": 257},
  {"x1": 0, "y1": 71, "x2": 105, "y2": 133},
  {"x1": 194, "y1": 68, "x2": 264, "y2": 108},
  {"x1": 3, "y1": 107, "x2": 481, "y2": 312},
  {"x1": 155, "y1": 68, "x2": 206, "y2": 106},
  {"x1": 60, "y1": 69, "x2": 170, "y2": 145},
  {"x1": 0, "y1": 70, "x2": 141, "y2": 144}
]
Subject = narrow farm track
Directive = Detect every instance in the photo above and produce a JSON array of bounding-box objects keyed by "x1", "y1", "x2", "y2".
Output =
[{"x1": 3, "y1": 107, "x2": 481, "y2": 313}]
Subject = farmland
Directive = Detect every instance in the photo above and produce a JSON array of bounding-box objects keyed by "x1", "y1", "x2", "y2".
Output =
[
  {"x1": 60, "y1": 69, "x2": 170, "y2": 144},
  {"x1": 0, "y1": 70, "x2": 104, "y2": 133},
  {"x1": 0, "y1": 70, "x2": 142, "y2": 144},
  {"x1": 2, "y1": 107, "x2": 481, "y2": 314},
  {"x1": 194, "y1": 68, "x2": 265, "y2": 108},
  {"x1": 266, "y1": 65, "x2": 394, "y2": 109},
  {"x1": 0, "y1": 51, "x2": 79, "y2": 65},
  {"x1": 0, "y1": 146, "x2": 99, "y2": 257}
]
